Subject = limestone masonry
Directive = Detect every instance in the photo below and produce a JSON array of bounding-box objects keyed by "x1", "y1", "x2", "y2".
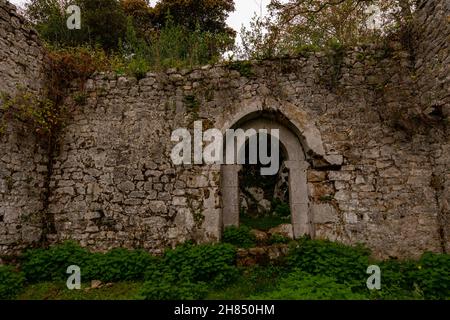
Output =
[{"x1": 0, "y1": 0, "x2": 448, "y2": 259}]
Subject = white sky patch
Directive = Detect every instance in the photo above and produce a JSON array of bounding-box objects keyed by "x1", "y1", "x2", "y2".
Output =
[
  {"x1": 9, "y1": 0, "x2": 27, "y2": 9},
  {"x1": 227, "y1": 0, "x2": 271, "y2": 33}
]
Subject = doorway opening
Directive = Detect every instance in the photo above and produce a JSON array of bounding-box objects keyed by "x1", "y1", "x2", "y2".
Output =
[
  {"x1": 238, "y1": 133, "x2": 290, "y2": 231},
  {"x1": 221, "y1": 115, "x2": 311, "y2": 239}
]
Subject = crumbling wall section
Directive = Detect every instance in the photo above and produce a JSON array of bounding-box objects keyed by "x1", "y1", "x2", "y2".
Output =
[{"x1": 0, "y1": 0, "x2": 48, "y2": 254}]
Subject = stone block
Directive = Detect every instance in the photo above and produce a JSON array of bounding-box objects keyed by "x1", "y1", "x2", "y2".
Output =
[{"x1": 312, "y1": 203, "x2": 338, "y2": 224}]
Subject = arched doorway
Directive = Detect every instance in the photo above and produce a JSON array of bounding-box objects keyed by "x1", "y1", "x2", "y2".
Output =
[{"x1": 221, "y1": 115, "x2": 310, "y2": 238}]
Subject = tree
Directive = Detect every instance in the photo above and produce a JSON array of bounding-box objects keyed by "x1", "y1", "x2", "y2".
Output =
[
  {"x1": 120, "y1": 0, "x2": 155, "y2": 38},
  {"x1": 152, "y1": 0, "x2": 236, "y2": 37},
  {"x1": 26, "y1": 0, "x2": 236, "y2": 57},
  {"x1": 78, "y1": 0, "x2": 127, "y2": 50},
  {"x1": 148, "y1": 0, "x2": 236, "y2": 58},
  {"x1": 239, "y1": 0, "x2": 417, "y2": 59},
  {"x1": 25, "y1": 0, "x2": 74, "y2": 46},
  {"x1": 26, "y1": 0, "x2": 127, "y2": 50},
  {"x1": 154, "y1": 0, "x2": 235, "y2": 34}
]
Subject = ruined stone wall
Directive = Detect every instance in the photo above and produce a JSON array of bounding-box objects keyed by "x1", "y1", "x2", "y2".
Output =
[
  {"x1": 414, "y1": 0, "x2": 450, "y2": 253},
  {"x1": 0, "y1": 0, "x2": 48, "y2": 254},
  {"x1": 0, "y1": 0, "x2": 45, "y2": 94},
  {"x1": 48, "y1": 73, "x2": 222, "y2": 254},
  {"x1": 49, "y1": 40, "x2": 445, "y2": 258},
  {"x1": 0, "y1": 0, "x2": 448, "y2": 259},
  {"x1": 415, "y1": 0, "x2": 450, "y2": 111}
]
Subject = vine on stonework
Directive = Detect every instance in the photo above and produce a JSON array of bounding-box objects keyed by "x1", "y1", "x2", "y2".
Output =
[
  {"x1": 0, "y1": 90, "x2": 60, "y2": 141},
  {"x1": 0, "y1": 46, "x2": 109, "y2": 246},
  {"x1": 0, "y1": 46, "x2": 109, "y2": 144}
]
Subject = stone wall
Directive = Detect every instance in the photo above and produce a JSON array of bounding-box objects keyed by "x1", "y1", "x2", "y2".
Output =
[
  {"x1": 50, "y1": 41, "x2": 446, "y2": 258},
  {"x1": 0, "y1": 0, "x2": 45, "y2": 94},
  {"x1": 0, "y1": 0, "x2": 448, "y2": 259},
  {"x1": 415, "y1": 0, "x2": 450, "y2": 112},
  {"x1": 0, "y1": 0, "x2": 48, "y2": 254},
  {"x1": 414, "y1": 0, "x2": 450, "y2": 254}
]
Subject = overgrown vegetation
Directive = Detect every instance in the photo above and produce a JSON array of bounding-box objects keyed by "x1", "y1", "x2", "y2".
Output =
[
  {"x1": 2, "y1": 238, "x2": 448, "y2": 300},
  {"x1": 322, "y1": 40, "x2": 346, "y2": 89},
  {"x1": 24, "y1": 0, "x2": 235, "y2": 74},
  {"x1": 21, "y1": 242, "x2": 158, "y2": 283},
  {"x1": 1, "y1": 0, "x2": 429, "y2": 145},
  {"x1": 239, "y1": 198, "x2": 291, "y2": 231},
  {"x1": 284, "y1": 238, "x2": 373, "y2": 291},
  {"x1": 0, "y1": 44, "x2": 113, "y2": 140},
  {"x1": 240, "y1": 211, "x2": 290, "y2": 231},
  {"x1": 375, "y1": 252, "x2": 450, "y2": 300},
  {"x1": 2, "y1": 0, "x2": 231, "y2": 136},
  {"x1": 251, "y1": 270, "x2": 368, "y2": 300},
  {"x1": 18, "y1": 281, "x2": 142, "y2": 300},
  {"x1": 140, "y1": 243, "x2": 238, "y2": 300},
  {"x1": 238, "y1": 0, "x2": 417, "y2": 60},
  {"x1": 0, "y1": 90, "x2": 59, "y2": 139},
  {"x1": 272, "y1": 199, "x2": 291, "y2": 218},
  {"x1": 18, "y1": 241, "x2": 239, "y2": 300},
  {"x1": 226, "y1": 60, "x2": 255, "y2": 77},
  {"x1": 268, "y1": 234, "x2": 291, "y2": 245},
  {"x1": 0, "y1": 265, "x2": 25, "y2": 300},
  {"x1": 223, "y1": 226, "x2": 256, "y2": 248}
]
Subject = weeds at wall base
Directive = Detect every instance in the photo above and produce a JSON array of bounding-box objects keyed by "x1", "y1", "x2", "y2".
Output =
[{"x1": 1, "y1": 239, "x2": 448, "y2": 300}]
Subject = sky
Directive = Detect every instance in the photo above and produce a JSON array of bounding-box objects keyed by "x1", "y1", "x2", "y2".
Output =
[{"x1": 9, "y1": 0, "x2": 273, "y2": 35}]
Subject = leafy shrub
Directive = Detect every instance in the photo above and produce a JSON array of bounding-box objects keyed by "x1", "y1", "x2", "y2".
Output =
[
  {"x1": 21, "y1": 241, "x2": 237, "y2": 289},
  {"x1": 0, "y1": 265, "x2": 25, "y2": 300},
  {"x1": 223, "y1": 226, "x2": 256, "y2": 248},
  {"x1": 376, "y1": 252, "x2": 450, "y2": 300},
  {"x1": 268, "y1": 234, "x2": 290, "y2": 245},
  {"x1": 21, "y1": 242, "x2": 92, "y2": 283},
  {"x1": 272, "y1": 199, "x2": 290, "y2": 218},
  {"x1": 375, "y1": 258, "x2": 422, "y2": 299},
  {"x1": 21, "y1": 241, "x2": 157, "y2": 283},
  {"x1": 86, "y1": 249, "x2": 158, "y2": 282},
  {"x1": 127, "y1": 56, "x2": 150, "y2": 80},
  {"x1": 0, "y1": 46, "x2": 111, "y2": 142},
  {"x1": 413, "y1": 252, "x2": 450, "y2": 300},
  {"x1": 47, "y1": 46, "x2": 111, "y2": 89},
  {"x1": 139, "y1": 243, "x2": 238, "y2": 299},
  {"x1": 16, "y1": 239, "x2": 449, "y2": 301},
  {"x1": 285, "y1": 238, "x2": 372, "y2": 290},
  {"x1": 0, "y1": 90, "x2": 58, "y2": 138},
  {"x1": 226, "y1": 60, "x2": 254, "y2": 77},
  {"x1": 160, "y1": 243, "x2": 238, "y2": 288},
  {"x1": 251, "y1": 270, "x2": 367, "y2": 300},
  {"x1": 120, "y1": 15, "x2": 227, "y2": 73}
]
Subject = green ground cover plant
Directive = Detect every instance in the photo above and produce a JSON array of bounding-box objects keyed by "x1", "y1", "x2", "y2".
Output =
[{"x1": 1, "y1": 238, "x2": 448, "y2": 300}]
